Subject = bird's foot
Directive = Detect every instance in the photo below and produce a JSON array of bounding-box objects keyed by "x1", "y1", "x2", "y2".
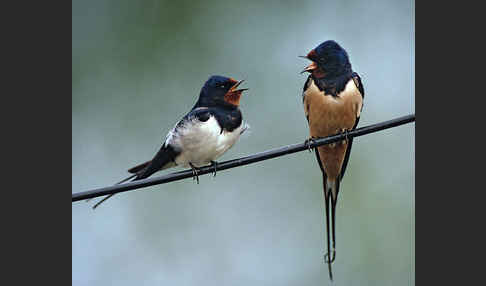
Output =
[
  {"x1": 210, "y1": 160, "x2": 218, "y2": 177},
  {"x1": 189, "y1": 163, "x2": 200, "y2": 184},
  {"x1": 304, "y1": 137, "x2": 316, "y2": 152}
]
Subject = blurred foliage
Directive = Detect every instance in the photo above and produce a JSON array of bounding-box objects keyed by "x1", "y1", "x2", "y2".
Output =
[{"x1": 73, "y1": 0, "x2": 414, "y2": 285}]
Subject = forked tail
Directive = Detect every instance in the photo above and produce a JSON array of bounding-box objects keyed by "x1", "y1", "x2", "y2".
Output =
[
  {"x1": 89, "y1": 143, "x2": 177, "y2": 209},
  {"x1": 90, "y1": 173, "x2": 137, "y2": 209},
  {"x1": 323, "y1": 176, "x2": 340, "y2": 281}
]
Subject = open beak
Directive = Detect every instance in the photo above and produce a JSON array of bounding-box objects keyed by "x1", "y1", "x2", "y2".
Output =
[
  {"x1": 300, "y1": 61, "x2": 318, "y2": 74},
  {"x1": 224, "y1": 79, "x2": 248, "y2": 106},
  {"x1": 229, "y1": 79, "x2": 249, "y2": 94},
  {"x1": 299, "y1": 49, "x2": 320, "y2": 74}
]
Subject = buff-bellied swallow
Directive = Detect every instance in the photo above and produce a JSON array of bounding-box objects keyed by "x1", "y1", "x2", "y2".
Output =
[
  {"x1": 91, "y1": 75, "x2": 249, "y2": 209},
  {"x1": 300, "y1": 40, "x2": 364, "y2": 280}
]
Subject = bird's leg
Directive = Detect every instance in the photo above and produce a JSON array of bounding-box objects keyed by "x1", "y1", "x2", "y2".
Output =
[
  {"x1": 304, "y1": 137, "x2": 316, "y2": 152},
  {"x1": 210, "y1": 160, "x2": 218, "y2": 177},
  {"x1": 189, "y1": 163, "x2": 200, "y2": 184}
]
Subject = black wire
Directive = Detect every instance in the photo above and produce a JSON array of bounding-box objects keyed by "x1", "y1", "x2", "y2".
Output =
[{"x1": 72, "y1": 114, "x2": 415, "y2": 203}]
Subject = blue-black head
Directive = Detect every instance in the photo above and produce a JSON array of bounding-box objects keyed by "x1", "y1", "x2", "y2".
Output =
[
  {"x1": 197, "y1": 75, "x2": 248, "y2": 108},
  {"x1": 301, "y1": 40, "x2": 352, "y2": 78}
]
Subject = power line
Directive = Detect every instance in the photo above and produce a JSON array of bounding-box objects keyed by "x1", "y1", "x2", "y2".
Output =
[{"x1": 72, "y1": 114, "x2": 415, "y2": 203}]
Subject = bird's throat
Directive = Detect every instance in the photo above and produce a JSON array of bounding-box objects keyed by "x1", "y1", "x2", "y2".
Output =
[{"x1": 224, "y1": 92, "x2": 242, "y2": 106}]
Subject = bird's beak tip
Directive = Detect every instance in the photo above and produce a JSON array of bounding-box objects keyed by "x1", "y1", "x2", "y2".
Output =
[{"x1": 229, "y1": 80, "x2": 248, "y2": 94}]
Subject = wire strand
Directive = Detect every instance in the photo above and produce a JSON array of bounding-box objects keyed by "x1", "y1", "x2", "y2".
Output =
[{"x1": 72, "y1": 114, "x2": 415, "y2": 202}]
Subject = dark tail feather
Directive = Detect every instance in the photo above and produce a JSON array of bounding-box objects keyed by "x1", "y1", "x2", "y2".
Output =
[
  {"x1": 90, "y1": 173, "x2": 137, "y2": 210},
  {"x1": 127, "y1": 160, "x2": 151, "y2": 174},
  {"x1": 330, "y1": 179, "x2": 340, "y2": 264},
  {"x1": 91, "y1": 194, "x2": 113, "y2": 210},
  {"x1": 323, "y1": 175, "x2": 334, "y2": 281},
  {"x1": 314, "y1": 148, "x2": 334, "y2": 280},
  {"x1": 128, "y1": 144, "x2": 179, "y2": 181},
  {"x1": 90, "y1": 144, "x2": 178, "y2": 210}
]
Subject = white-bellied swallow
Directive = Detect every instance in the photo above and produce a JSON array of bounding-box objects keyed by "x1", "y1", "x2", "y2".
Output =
[{"x1": 91, "y1": 75, "x2": 249, "y2": 209}]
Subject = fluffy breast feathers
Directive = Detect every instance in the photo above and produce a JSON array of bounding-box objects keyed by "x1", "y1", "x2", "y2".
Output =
[
  {"x1": 303, "y1": 77, "x2": 363, "y2": 181},
  {"x1": 165, "y1": 115, "x2": 246, "y2": 167},
  {"x1": 303, "y1": 77, "x2": 363, "y2": 138}
]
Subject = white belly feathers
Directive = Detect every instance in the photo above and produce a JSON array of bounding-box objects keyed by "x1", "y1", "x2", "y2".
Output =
[{"x1": 166, "y1": 116, "x2": 244, "y2": 167}]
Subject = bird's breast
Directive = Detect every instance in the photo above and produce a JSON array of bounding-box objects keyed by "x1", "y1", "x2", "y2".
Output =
[
  {"x1": 171, "y1": 116, "x2": 243, "y2": 167},
  {"x1": 303, "y1": 77, "x2": 363, "y2": 181},
  {"x1": 304, "y1": 78, "x2": 362, "y2": 138}
]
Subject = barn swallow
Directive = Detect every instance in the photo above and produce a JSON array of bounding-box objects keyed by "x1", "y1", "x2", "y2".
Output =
[
  {"x1": 300, "y1": 40, "x2": 364, "y2": 280},
  {"x1": 91, "y1": 75, "x2": 249, "y2": 209}
]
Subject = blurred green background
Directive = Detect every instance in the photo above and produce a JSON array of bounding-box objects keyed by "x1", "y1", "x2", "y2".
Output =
[{"x1": 72, "y1": 0, "x2": 414, "y2": 285}]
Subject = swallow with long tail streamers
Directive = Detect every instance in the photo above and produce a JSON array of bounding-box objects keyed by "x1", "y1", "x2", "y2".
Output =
[
  {"x1": 91, "y1": 75, "x2": 249, "y2": 209},
  {"x1": 300, "y1": 40, "x2": 364, "y2": 280}
]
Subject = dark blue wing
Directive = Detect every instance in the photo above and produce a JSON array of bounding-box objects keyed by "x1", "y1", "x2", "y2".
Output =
[{"x1": 340, "y1": 72, "x2": 364, "y2": 180}]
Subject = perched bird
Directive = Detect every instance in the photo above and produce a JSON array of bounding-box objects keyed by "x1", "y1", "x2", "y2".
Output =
[
  {"x1": 91, "y1": 75, "x2": 249, "y2": 209},
  {"x1": 300, "y1": 40, "x2": 364, "y2": 280}
]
